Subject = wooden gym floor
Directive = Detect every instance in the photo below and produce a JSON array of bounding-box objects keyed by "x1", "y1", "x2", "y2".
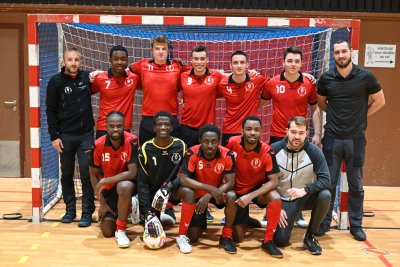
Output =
[{"x1": 0, "y1": 178, "x2": 399, "y2": 267}]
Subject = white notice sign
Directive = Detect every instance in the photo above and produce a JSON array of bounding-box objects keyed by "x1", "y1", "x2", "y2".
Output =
[{"x1": 364, "y1": 44, "x2": 396, "y2": 68}]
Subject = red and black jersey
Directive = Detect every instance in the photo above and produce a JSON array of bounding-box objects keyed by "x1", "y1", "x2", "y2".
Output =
[
  {"x1": 129, "y1": 59, "x2": 190, "y2": 116},
  {"x1": 180, "y1": 144, "x2": 236, "y2": 198},
  {"x1": 91, "y1": 69, "x2": 139, "y2": 131},
  {"x1": 180, "y1": 68, "x2": 224, "y2": 129},
  {"x1": 217, "y1": 74, "x2": 267, "y2": 134},
  {"x1": 262, "y1": 71, "x2": 317, "y2": 137},
  {"x1": 226, "y1": 136, "x2": 279, "y2": 195},
  {"x1": 90, "y1": 132, "x2": 139, "y2": 190}
]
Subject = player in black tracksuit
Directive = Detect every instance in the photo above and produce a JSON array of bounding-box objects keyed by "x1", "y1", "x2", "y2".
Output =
[{"x1": 46, "y1": 48, "x2": 95, "y2": 226}]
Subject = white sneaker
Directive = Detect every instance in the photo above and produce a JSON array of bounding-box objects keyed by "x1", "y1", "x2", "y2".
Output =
[
  {"x1": 115, "y1": 230, "x2": 130, "y2": 248},
  {"x1": 176, "y1": 235, "x2": 192, "y2": 254},
  {"x1": 131, "y1": 195, "x2": 140, "y2": 225}
]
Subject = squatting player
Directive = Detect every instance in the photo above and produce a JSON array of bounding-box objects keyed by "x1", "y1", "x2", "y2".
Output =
[
  {"x1": 89, "y1": 111, "x2": 139, "y2": 248},
  {"x1": 90, "y1": 45, "x2": 140, "y2": 139},
  {"x1": 178, "y1": 124, "x2": 238, "y2": 254},
  {"x1": 226, "y1": 116, "x2": 282, "y2": 258},
  {"x1": 137, "y1": 111, "x2": 189, "y2": 228},
  {"x1": 129, "y1": 35, "x2": 190, "y2": 144}
]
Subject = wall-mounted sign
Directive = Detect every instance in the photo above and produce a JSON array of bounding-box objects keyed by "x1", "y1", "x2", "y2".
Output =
[{"x1": 364, "y1": 44, "x2": 396, "y2": 68}]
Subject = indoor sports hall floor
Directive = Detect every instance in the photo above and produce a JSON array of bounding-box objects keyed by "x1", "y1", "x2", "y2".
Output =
[{"x1": 0, "y1": 178, "x2": 399, "y2": 267}]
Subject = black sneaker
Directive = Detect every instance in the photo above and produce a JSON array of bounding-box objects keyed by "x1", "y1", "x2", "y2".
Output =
[
  {"x1": 350, "y1": 226, "x2": 366, "y2": 241},
  {"x1": 78, "y1": 213, "x2": 92, "y2": 227},
  {"x1": 164, "y1": 206, "x2": 176, "y2": 221},
  {"x1": 315, "y1": 223, "x2": 330, "y2": 236},
  {"x1": 247, "y1": 217, "x2": 262, "y2": 228},
  {"x1": 219, "y1": 236, "x2": 237, "y2": 254},
  {"x1": 261, "y1": 240, "x2": 283, "y2": 258},
  {"x1": 61, "y1": 212, "x2": 76, "y2": 223},
  {"x1": 303, "y1": 232, "x2": 322, "y2": 255}
]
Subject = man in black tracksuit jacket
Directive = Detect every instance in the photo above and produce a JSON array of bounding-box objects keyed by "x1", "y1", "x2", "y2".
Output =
[{"x1": 46, "y1": 47, "x2": 95, "y2": 227}]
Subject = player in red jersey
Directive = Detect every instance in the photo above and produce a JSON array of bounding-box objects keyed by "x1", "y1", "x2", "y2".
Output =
[
  {"x1": 262, "y1": 46, "x2": 321, "y2": 228},
  {"x1": 90, "y1": 45, "x2": 140, "y2": 139},
  {"x1": 177, "y1": 124, "x2": 237, "y2": 254},
  {"x1": 217, "y1": 51, "x2": 268, "y2": 146},
  {"x1": 180, "y1": 45, "x2": 224, "y2": 147},
  {"x1": 226, "y1": 116, "x2": 282, "y2": 258},
  {"x1": 89, "y1": 111, "x2": 139, "y2": 248},
  {"x1": 129, "y1": 35, "x2": 190, "y2": 144},
  {"x1": 262, "y1": 46, "x2": 321, "y2": 146}
]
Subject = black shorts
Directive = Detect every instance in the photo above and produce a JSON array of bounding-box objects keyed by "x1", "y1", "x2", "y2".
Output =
[
  {"x1": 189, "y1": 197, "x2": 225, "y2": 229},
  {"x1": 234, "y1": 184, "x2": 266, "y2": 225},
  {"x1": 102, "y1": 181, "x2": 135, "y2": 220},
  {"x1": 180, "y1": 124, "x2": 199, "y2": 148}
]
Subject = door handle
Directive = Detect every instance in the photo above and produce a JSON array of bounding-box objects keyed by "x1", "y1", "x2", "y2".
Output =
[{"x1": 4, "y1": 100, "x2": 17, "y2": 107}]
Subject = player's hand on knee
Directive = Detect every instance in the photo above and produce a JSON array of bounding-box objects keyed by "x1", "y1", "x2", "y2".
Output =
[
  {"x1": 236, "y1": 194, "x2": 251, "y2": 208},
  {"x1": 52, "y1": 138, "x2": 64, "y2": 153},
  {"x1": 278, "y1": 209, "x2": 288, "y2": 228},
  {"x1": 144, "y1": 211, "x2": 164, "y2": 238},
  {"x1": 151, "y1": 182, "x2": 172, "y2": 211},
  {"x1": 209, "y1": 187, "x2": 224, "y2": 204},
  {"x1": 195, "y1": 195, "x2": 211, "y2": 214},
  {"x1": 98, "y1": 202, "x2": 114, "y2": 222}
]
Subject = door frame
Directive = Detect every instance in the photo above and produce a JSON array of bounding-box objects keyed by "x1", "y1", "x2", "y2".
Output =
[{"x1": 0, "y1": 24, "x2": 25, "y2": 177}]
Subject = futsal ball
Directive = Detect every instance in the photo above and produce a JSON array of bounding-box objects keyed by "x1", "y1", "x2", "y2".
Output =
[{"x1": 143, "y1": 231, "x2": 167, "y2": 250}]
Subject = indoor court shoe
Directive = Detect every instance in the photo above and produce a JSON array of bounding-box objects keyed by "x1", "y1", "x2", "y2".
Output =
[
  {"x1": 164, "y1": 207, "x2": 176, "y2": 221},
  {"x1": 302, "y1": 232, "x2": 322, "y2": 255},
  {"x1": 78, "y1": 213, "x2": 92, "y2": 227},
  {"x1": 176, "y1": 235, "x2": 192, "y2": 254},
  {"x1": 206, "y1": 210, "x2": 215, "y2": 223},
  {"x1": 315, "y1": 223, "x2": 330, "y2": 236},
  {"x1": 115, "y1": 230, "x2": 130, "y2": 248},
  {"x1": 350, "y1": 227, "x2": 366, "y2": 241},
  {"x1": 261, "y1": 240, "x2": 283, "y2": 258},
  {"x1": 61, "y1": 212, "x2": 76, "y2": 223},
  {"x1": 219, "y1": 236, "x2": 237, "y2": 254},
  {"x1": 295, "y1": 212, "x2": 309, "y2": 228}
]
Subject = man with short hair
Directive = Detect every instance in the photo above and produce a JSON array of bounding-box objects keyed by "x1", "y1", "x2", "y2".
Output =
[
  {"x1": 90, "y1": 45, "x2": 140, "y2": 139},
  {"x1": 226, "y1": 116, "x2": 282, "y2": 258},
  {"x1": 317, "y1": 40, "x2": 385, "y2": 241},
  {"x1": 129, "y1": 35, "x2": 189, "y2": 144},
  {"x1": 89, "y1": 111, "x2": 139, "y2": 248},
  {"x1": 46, "y1": 47, "x2": 95, "y2": 227},
  {"x1": 272, "y1": 116, "x2": 331, "y2": 255},
  {"x1": 179, "y1": 124, "x2": 238, "y2": 254}
]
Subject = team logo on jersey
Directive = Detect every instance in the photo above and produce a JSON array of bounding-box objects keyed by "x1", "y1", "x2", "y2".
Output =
[
  {"x1": 251, "y1": 158, "x2": 261, "y2": 169},
  {"x1": 245, "y1": 82, "x2": 255, "y2": 92},
  {"x1": 187, "y1": 77, "x2": 193, "y2": 85},
  {"x1": 205, "y1": 76, "x2": 214, "y2": 85},
  {"x1": 125, "y1": 78, "x2": 133, "y2": 86},
  {"x1": 120, "y1": 151, "x2": 128, "y2": 162},
  {"x1": 171, "y1": 152, "x2": 181, "y2": 163},
  {"x1": 64, "y1": 86, "x2": 72, "y2": 94},
  {"x1": 166, "y1": 65, "x2": 175, "y2": 72},
  {"x1": 162, "y1": 150, "x2": 168, "y2": 156},
  {"x1": 297, "y1": 86, "x2": 307, "y2": 96},
  {"x1": 214, "y1": 163, "x2": 225, "y2": 174},
  {"x1": 79, "y1": 82, "x2": 83, "y2": 86},
  {"x1": 198, "y1": 160, "x2": 203, "y2": 170}
]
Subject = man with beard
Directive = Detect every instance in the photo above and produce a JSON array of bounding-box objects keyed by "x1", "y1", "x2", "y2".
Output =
[
  {"x1": 89, "y1": 111, "x2": 139, "y2": 248},
  {"x1": 46, "y1": 47, "x2": 95, "y2": 227},
  {"x1": 317, "y1": 40, "x2": 385, "y2": 241},
  {"x1": 90, "y1": 45, "x2": 140, "y2": 139}
]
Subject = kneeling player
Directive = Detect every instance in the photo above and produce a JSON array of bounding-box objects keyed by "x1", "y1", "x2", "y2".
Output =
[
  {"x1": 226, "y1": 116, "x2": 282, "y2": 258},
  {"x1": 89, "y1": 111, "x2": 139, "y2": 248},
  {"x1": 178, "y1": 124, "x2": 238, "y2": 254}
]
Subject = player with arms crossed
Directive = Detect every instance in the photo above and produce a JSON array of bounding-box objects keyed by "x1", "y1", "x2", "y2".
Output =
[
  {"x1": 90, "y1": 45, "x2": 140, "y2": 139},
  {"x1": 46, "y1": 47, "x2": 95, "y2": 227},
  {"x1": 272, "y1": 116, "x2": 331, "y2": 255},
  {"x1": 89, "y1": 111, "x2": 139, "y2": 248},
  {"x1": 226, "y1": 116, "x2": 283, "y2": 258},
  {"x1": 137, "y1": 111, "x2": 193, "y2": 245},
  {"x1": 178, "y1": 124, "x2": 238, "y2": 254}
]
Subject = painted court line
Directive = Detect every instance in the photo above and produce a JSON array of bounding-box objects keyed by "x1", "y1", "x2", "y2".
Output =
[
  {"x1": 364, "y1": 240, "x2": 393, "y2": 267},
  {"x1": 17, "y1": 256, "x2": 29, "y2": 264}
]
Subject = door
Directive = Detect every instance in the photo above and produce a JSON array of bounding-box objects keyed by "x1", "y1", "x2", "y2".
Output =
[{"x1": 0, "y1": 26, "x2": 23, "y2": 177}]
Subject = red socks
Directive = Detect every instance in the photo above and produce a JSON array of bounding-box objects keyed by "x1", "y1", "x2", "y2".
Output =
[
  {"x1": 116, "y1": 218, "x2": 127, "y2": 231},
  {"x1": 222, "y1": 227, "x2": 233, "y2": 238},
  {"x1": 264, "y1": 201, "x2": 282, "y2": 242},
  {"x1": 178, "y1": 201, "x2": 195, "y2": 236}
]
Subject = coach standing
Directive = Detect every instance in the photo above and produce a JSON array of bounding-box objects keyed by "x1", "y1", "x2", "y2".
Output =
[
  {"x1": 316, "y1": 40, "x2": 385, "y2": 241},
  {"x1": 46, "y1": 47, "x2": 95, "y2": 227}
]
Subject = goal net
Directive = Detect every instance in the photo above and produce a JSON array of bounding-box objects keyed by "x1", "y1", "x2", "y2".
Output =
[{"x1": 29, "y1": 15, "x2": 359, "y2": 222}]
